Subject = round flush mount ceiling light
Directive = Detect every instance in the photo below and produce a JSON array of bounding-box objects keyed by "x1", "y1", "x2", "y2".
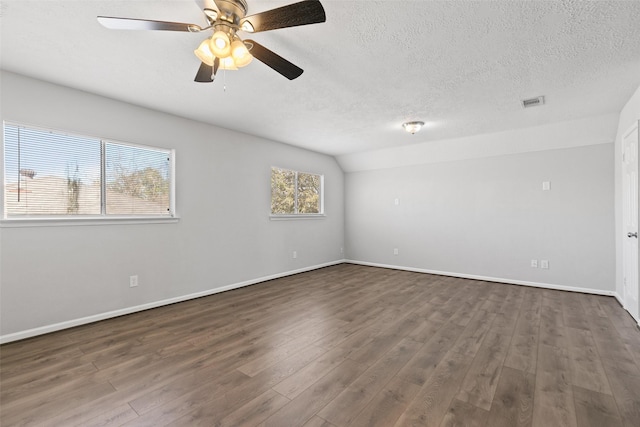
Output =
[{"x1": 402, "y1": 121, "x2": 425, "y2": 134}]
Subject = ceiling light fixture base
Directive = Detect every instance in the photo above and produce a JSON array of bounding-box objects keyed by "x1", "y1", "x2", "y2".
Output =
[{"x1": 403, "y1": 121, "x2": 425, "y2": 134}]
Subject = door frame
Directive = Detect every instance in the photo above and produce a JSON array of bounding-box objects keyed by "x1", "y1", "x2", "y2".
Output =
[{"x1": 621, "y1": 120, "x2": 639, "y2": 323}]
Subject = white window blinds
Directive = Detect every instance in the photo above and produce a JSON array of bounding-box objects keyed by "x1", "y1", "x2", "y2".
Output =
[
  {"x1": 3, "y1": 123, "x2": 173, "y2": 219},
  {"x1": 4, "y1": 125, "x2": 101, "y2": 216}
]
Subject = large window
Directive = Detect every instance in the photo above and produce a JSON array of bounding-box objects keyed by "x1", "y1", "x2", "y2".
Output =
[
  {"x1": 3, "y1": 123, "x2": 174, "y2": 219},
  {"x1": 271, "y1": 167, "x2": 323, "y2": 215}
]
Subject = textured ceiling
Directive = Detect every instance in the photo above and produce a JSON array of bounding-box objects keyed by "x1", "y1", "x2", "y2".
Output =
[{"x1": 1, "y1": 0, "x2": 640, "y2": 156}]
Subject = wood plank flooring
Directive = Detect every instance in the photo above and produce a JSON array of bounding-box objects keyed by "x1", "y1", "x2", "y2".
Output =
[{"x1": 1, "y1": 264, "x2": 640, "y2": 426}]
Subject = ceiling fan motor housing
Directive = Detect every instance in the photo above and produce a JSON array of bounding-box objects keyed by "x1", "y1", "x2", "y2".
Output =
[{"x1": 215, "y1": 0, "x2": 249, "y2": 24}]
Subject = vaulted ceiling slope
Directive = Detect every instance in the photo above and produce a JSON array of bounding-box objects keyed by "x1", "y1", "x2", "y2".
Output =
[{"x1": 1, "y1": 0, "x2": 639, "y2": 157}]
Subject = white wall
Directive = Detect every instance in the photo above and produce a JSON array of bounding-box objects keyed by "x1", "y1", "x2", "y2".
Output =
[
  {"x1": 345, "y1": 142, "x2": 615, "y2": 293},
  {"x1": 0, "y1": 69, "x2": 630, "y2": 341},
  {"x1": 0, "y1": 71, "x2": 345, "y2": 341},
  {"x1": 614, "y1": 84, "x2": 640, "y2": 318},
  {"x1": 337, "y1": 114, "x2": 619, "y2": 173}
]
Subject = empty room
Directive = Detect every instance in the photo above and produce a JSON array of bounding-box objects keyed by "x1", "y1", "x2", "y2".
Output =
[{"x1": 1, "y1": 0, "x2": 639, "y2": 426}]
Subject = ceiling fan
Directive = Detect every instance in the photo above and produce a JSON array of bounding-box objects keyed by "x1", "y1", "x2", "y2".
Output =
[{"x1": 97, "y1": 0, "x2": 326, "y2": 83}]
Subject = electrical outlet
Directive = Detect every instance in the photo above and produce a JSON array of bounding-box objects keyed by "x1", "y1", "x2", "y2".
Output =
[
  {"x1": 340, "y1": 247, "x2": 344, "y2": 254},
  {"x1": 129, "y1": 275, "x2": 138, "y2": 287},
  {"x1": 542, "y1": 181, "x2": 551, "y2": 191},
  {"x1": 394, "y1": 248, "x2": 399, "y2": 255},
  {"x1": 541, "y1": 260, "x2": 549, "y2": 269},
  {"x1": 293, "y1": 251, "x2": 297, "y2": 259},
  {"x1": 394, "y1": 198, "x2": 399, "y2": 206},
  {"x1": 531, "y1": 260, "x2": 538, "y2": 268}
]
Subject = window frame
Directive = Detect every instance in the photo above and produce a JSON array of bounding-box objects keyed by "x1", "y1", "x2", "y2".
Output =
[
  {"x1": 270, "y1": 166, "x2": 325, "y2": 219},
  {"x1": 1, "y1": 121, "x2": 177, "y2": 226}
]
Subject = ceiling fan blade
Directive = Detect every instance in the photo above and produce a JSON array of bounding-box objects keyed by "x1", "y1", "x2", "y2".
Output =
[
  {"x1": 194, "y1": 62, "x2": 214, "y2": 83},
  {"x1": 195, "y1": 58, "x2": 219, "y2": 83},
  {"x1": 97, "y1": 16, "x2": 202, "y2": 32},
  {"x1": 245, "y1": 40, "x2": 303, "y2": 80},
  {"x1": 240, "y1": 0, "x2": 326, "y2": 33}
]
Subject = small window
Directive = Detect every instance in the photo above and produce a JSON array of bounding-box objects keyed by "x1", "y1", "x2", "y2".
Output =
[
  {"x1": 3, "y1": 122, "x2": 174, "y2": 219},
  {"x1": 271, "y1": 167, "x2": 323, "y2": 215}
]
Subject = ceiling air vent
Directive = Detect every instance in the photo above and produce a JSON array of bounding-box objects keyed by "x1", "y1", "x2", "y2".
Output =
[{"x1": 521, "y1": 96, "x2": 545, "y2": 108}]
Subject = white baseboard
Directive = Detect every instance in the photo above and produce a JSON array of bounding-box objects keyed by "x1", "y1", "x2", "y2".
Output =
[
  {"x1": 613, "y1": 292, "x2": 625, "y2": 306},
  {"x1": 611, "y1": 293, "x2": 640, "y2": 328},
  {"x1": 345, "y1": 260, "x2": 618, "y2": 297},
  {"x1": 2, "y1": 259, "x2": 627, "y2": 344},
  {"x1": 0, "y1": 259, "x2": 346, "y2": 344}
]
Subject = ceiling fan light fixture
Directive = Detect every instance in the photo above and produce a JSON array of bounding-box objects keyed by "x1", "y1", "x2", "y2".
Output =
[
  {"x1": 210, "y1": 30, "x2": 231, "y2": 57},
  {"x1": 219, "y1": 56, "x2": 238, "y2": 70},
  {"x1": 231, "y1": 39, "x2": 252, "y2": 67},
  {"x1": 194, "y1": 39, "x2": 215, "y2": 66},
  {"x1": 402, "y1": 121, "x2": 425, "y2": 134}
]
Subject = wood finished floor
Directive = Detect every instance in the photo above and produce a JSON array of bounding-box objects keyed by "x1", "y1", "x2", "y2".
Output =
[{"x1": 1, "y1": 264, "x2": 640, "y2": 427}]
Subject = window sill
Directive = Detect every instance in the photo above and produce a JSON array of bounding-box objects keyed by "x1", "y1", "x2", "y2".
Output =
[
  {"x1": 0, "y1": 216, "x2": 180, "y2": 228},
  {"x1": 269, "y1": 214, "x2": 326, "y2": 221}
]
